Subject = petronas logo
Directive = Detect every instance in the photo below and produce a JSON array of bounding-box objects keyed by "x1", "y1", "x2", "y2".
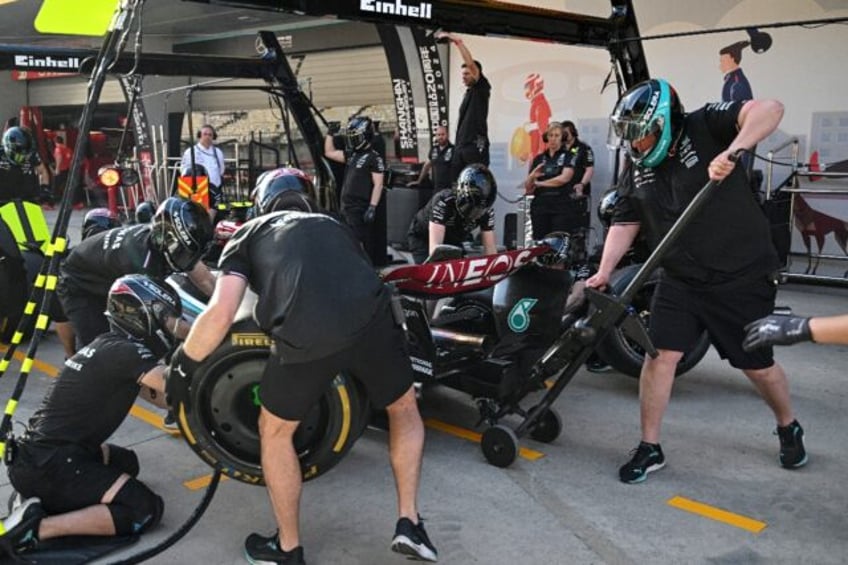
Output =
[{"x1": 508, "y1": 298, "x2": 538, "y2": 333}]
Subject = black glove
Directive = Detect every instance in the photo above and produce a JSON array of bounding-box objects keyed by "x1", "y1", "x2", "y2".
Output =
[
  {"x1": 742, "y1": 315, "x2": 812, "y2": 351},
  {"x1": 327, "y1": 121, "x2": 341, "y2": 135},
  {"x1": 168, "y1": 344, "x2": 202, "y2": 383},
  {"x1": 363, "y1": 204, "x2": 377, "y2": 224}
]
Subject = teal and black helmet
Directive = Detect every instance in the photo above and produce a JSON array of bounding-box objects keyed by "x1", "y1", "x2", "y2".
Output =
[{"x1": 608, "y1": 79, "x2": 684, "y2": 168}]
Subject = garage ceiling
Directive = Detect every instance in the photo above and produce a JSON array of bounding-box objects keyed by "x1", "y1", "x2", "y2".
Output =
[{"x1": 0, "y1": 0, "x2": 318, "y2": 49}]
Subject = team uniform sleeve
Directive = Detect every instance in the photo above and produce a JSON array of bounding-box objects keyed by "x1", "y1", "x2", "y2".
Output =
[
  {"x1": 478, "y1": 208, "x2": 496, "y2": 231},
  {"x1": 372, "y1": 153, "x2": 386, "y2": 173},
  {"x1": 429, "y1": 192, "x2": 450, "y2": 226},
  {"x1": 611, "y1": 168, "x2": 640, "y2": 225},
  {"x1": 218, "y1": 220, "x2": 258, "y2": 279},
  {"x1": 702, "y1": 101, "x2": 744, "y2": 147}
]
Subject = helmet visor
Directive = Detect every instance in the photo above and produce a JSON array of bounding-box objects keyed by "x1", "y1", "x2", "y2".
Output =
[{"x1": 607, "y1": 115, "x2": 663, "y2": 161}]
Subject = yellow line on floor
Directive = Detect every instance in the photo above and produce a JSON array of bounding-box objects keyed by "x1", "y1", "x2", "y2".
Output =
[
  {"x1": 424, "y1": 418, "x2": 545, "y2": 461},
  {"x1": 0, "y1": 346, "x2": 59, "y2": 377},
  {"x1": 184, "y1": 473, "x2": 229, "y2": 491},
  {"x1": 667, "y1": 496, "x2": 767, "y2": 534}
]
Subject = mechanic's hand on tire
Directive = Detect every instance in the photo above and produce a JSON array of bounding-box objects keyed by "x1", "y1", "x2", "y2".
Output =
[
  {"x1": 742, "y1": 315, "x2": 812, "y2": 351},
  {"x1": 363, "y1": 204, "x2": 376, "y2": 224}
]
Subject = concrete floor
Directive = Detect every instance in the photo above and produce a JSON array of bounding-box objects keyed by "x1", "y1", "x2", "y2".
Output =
[{"x1": 1, "y1": 207, "x2": 847, "y2": 564}]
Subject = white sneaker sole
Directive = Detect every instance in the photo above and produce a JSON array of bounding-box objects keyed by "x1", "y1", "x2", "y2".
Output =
[{"x1": 391, "y1": 535, "x2": 438, "y2": 562}]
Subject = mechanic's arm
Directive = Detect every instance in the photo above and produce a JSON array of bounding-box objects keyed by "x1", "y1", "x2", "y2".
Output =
[
  {"x1": 480, "y1": 229, "x2": 497, "y2": 256},
  {"x1": 710, "y1": 99, "x2": 783, "y2": 181},
  {"x1": 428, "y1": 222, "x2": 447, "y2": 255},
  {"x1": 437, "y1": 32, "x2": 479, "y2": 80},
  {"x1": 574, "y1": 166, "x2": 594, "y2": 198},
  {"x1": 187, "y1": 261, "x2": 216, "y2": 297},
  {"x1": 808, "y1": 315, "x2": 848, "y2": 344},
  {"x1": 524, "y1": 163, "x2": 543, "y2": 192},
  {"x1": 324, "y1": 134, "x2": 346, "y2": 164},
  {"x1": 585, "y1": 223, "x2": 640, "y2": 289},
  {"x1": 183, "y1": 274, "x2": 247, "y2": 361},
  {"x1": 369, "y1": 171, "x2": 384, "y2": 208},
  {"x1": 36, "y1": 161, "x2": 51, "y2": 186},
  {"x1": 138, "y1": 365, "x2": 168, "y2": 409},
  {"x1": 537, "y1": 166, "x2": 573, "y2": 189},
  {"x1": 410, "y1": 161, "x2": 432, "y2": 186}
]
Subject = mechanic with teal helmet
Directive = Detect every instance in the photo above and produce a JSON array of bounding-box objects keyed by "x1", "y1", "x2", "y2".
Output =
[{"x1": 588, "y1": 78, "x2": 806, "y2": 484}]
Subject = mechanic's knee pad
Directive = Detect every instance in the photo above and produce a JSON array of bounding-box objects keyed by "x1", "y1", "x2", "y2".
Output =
[
  {"x1": 108, "y1": 479, "x2": 164, "y2": 536},
  {"x1": 105, "y1": 444, "x2": 139, "y2": 478}
]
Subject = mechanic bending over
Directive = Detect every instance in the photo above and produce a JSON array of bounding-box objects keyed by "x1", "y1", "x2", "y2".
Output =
[
  {"x1": 406, "y1": 163, "x2": 497, "y2": 264},
  {"x1": 0, "y1": 275, "x2": 183, "y2": 559},
  {"x1": 168, "y1": 168, "x2": 437, "y2": 564}
]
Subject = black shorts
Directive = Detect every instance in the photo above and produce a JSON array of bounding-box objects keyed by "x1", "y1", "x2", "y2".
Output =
[
  {"x1": 57, "y1": 285, "x2": 109, "y2": 348},
  {"x1": 650, "y1": 275, "x2": 776, "y2": 370},
  {"x1": 259, "y1": 299, "x2": 414, "y2": 421},
  {"x1": 9, "y1": 443, "x2": 131, "y2": 515}
]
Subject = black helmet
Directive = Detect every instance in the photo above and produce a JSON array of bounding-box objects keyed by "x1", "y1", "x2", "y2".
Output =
[
  {"x1": 597, "y1": 189, "x2": 619, "y2": 230},
  {"x1": 536, "y1": 231, "x2": 571, "y2": 268},
  {"x1": 345, "y1": 116, "x2": 372, "y2": 151},
  {"x1": 81, "y1": 207, "x2": 120, "y2": 241},
  {"x1": 106, "y1": 274, "x2": 182, "y2": 358},
  {"x1": 135, "y1": 201, "x2": 156, "y2": 224},
  {"x1": 2, "y1": 127, "x2": 34, "y2": 166},
  {"x1": 253, "y1": 167, "x2": 319, "y2": 215},
  {"x1": 454, "y1": 164, "x2": 497, "y2": 222},
  {"x1": 150, "y1": 197, "x2": 213, "y2": 271},
  {"x1": 608, "y1": 78, "x2": 684, "y2": 168}
]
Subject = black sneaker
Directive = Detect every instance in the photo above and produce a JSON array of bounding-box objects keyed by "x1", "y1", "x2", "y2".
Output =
[
  {"x1": 776, "y1": 420, "x2": 808, "y2": 469},
  {"x1": 244, "y1": 531, "x2": 305, "y2": 565},
  {"x1": 0, "y1": 497, "x2": 45, "y2": 556},
  {"x1": 391, "y1": 515, "x2": 438, "y2": 562},
  {"x1": 619, "y1": 442, "x2": 666, "y2": 484},
  {"x1": 585, "y1": 358, "x2": 612, "y2": 373}
]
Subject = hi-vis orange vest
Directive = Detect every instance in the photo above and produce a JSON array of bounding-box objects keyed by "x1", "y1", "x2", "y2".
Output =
[{"x1": 177, "y1": 175, "x2": 210, "y2": 210}]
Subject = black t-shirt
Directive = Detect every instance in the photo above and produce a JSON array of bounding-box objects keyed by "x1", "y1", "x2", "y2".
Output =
[
  {"x1": 60, "y1": 224, "x2": 168, "y2": 297},
  {"x1": 456, "y1": 74, "x2": 491, "y2": 146},
  {"x1": 24, "y1": 333, "x2": 159, "y2": 460},
  {"x1": 408, "y1": 188, "x2": 494, "y2": 246},
  {"x1": 219, "y1": 211, "x2": 387, "y2": 363},
  {"x1": 429, "y1": 143, "x2": 454, "y2": 190},
  {"x1": 612, "y1": 101, "x2": 779, "y2": 286},
  {"x1": 529, "y1": 149, "x2": 569, "y2": 197},
  {"x1": 341, "y1": 148, "x2": 385, "y2": 207},
  {"x1": 564, "y1": 140, "x2": 595, "y2": 194},
  {"x1": 0, "y1": 149, "x2": 42, "y2": 202}
]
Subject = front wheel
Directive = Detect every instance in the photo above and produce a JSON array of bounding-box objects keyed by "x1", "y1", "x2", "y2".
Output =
[
  {"x1": 594, "y1": 265, "x2": 711, "y2": 379},
  {"x1": 169, "y1": 329, "x2": 368, "y2": 485}
]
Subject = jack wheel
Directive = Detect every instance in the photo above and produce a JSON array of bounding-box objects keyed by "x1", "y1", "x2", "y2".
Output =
[
  {"x1": 528, "y1": 407, "x2": 562, "y2": 444},
  {"x1": 481, "y1": 425, "x2": 519, "y2": 468}
]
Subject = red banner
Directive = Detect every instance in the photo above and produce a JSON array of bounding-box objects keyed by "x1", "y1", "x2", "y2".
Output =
[{"x1": 11, "y1": 70, "x2": 73, "y2": 81}]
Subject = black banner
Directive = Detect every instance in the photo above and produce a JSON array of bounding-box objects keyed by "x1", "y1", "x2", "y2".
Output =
[
  {"x1": 118, "y1": 76, "x2": 155, "y2": 199},
  {"x1": 377, "y1": 25, "x2": 419, "y2": 163},
  {"x1": 410, "y1": 26, "x2": 448, "y2": 148}
]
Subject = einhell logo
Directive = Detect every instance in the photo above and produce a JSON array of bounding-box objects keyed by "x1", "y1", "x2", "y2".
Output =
[
  {"x1": 14, "y1": 55, "x2": 80, "y2": 70},
  {"x1": 360, "y1": 0, "x2": 432, "y2": 20}
]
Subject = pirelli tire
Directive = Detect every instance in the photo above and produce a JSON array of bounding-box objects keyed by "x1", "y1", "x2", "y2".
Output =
[
  {"x1": 171, "y1": 321, "x2": 369, "y2": 486},
  {"x1": 594, "y1": 264, "x2": 711, "y2": 379}
]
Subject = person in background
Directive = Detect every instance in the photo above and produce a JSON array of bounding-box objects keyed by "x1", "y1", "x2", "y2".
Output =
[
  {"x1": 409, "y1": 126, "x2": 454, "y2": 192},
  {"x1": 435, "y1": 31, "x2": 491, "y2": 182},
  {"x1": 0, "y1": 127, "x2": 52, "y2": 207},
  {"x1": 181, "y1": 124, "x2": 226, "y2": 222},
  {"x1": 324, "y1": 116, "x2": 386, "y2": 265}
]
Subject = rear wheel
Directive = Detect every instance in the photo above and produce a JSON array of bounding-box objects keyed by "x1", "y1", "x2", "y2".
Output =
[{"x1": 595, "y1": 265, "x2": 710, "y2": 379}]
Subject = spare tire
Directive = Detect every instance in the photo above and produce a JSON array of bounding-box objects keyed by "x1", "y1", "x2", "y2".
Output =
[
  {"x1": 169, "y1": 319, "x2": 369, "y2": 486},
  {"x1": 594, "y1": 264, "x2": 711, "y2": 379}
]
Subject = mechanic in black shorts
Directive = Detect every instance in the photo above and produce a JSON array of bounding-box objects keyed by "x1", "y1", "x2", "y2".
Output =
[
  {"x1": 0, "y1": 275, "x2": 182, "y2": 559},
  {"x1": 587, "y1": 79, "x2": 806, "y2": 484},
  {"x1": 57, "y1": 196, "x2": 214, "y2": 348},
  {"x1": 324, "y1": 115, "x2": 386, "y2": 265},
  {"x1": 168, "y1": 168, "x2": 437, "y2": 564},
  {"x1": 406, "y1": 164, "x2": 497, "y2": 264}
]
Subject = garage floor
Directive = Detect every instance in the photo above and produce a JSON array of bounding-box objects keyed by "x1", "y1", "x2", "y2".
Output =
[{"x1": 1, "y1": 208, "x2": 847, "y2": 564}]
